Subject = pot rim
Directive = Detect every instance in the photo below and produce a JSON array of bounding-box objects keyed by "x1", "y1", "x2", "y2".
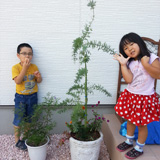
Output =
[
  {"x1": 69, "y1": 131, "x2": 103, "y2": 144},
  {"x1": 25, "y1": 136, "x2": 49, "y2": 148}
]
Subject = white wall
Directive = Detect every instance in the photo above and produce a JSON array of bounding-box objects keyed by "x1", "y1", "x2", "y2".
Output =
[{"x1": 0, "y1": 0, "x2": 160, "y2": 105}]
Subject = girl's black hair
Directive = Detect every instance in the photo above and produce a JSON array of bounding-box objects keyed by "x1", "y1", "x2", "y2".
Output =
[
  {"x1": 17, "y1": 43, "x2": 33, "y2": 54},
  {"x1": 119, "y1": 32, "x2": 150, "y2": 62}
]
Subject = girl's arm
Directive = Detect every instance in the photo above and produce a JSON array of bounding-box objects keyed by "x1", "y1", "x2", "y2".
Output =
[
  {"x1": 141, "y1": 56, "x2": 160, "y2": 79},
  {"x1": 121, "y1": 64, "x2": 133, "y2": 83},
  {"x1": 113, "y1": 54, "x2": 133, "y2": 83}
]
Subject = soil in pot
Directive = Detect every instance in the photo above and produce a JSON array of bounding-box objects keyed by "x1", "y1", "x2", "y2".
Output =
[{"x1": 70, "y1": 131, "x2": 100, "y2": 141}]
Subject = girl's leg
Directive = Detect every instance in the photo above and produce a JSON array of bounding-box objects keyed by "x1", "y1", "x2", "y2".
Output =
[
  {"x1": 125, "y1": 120, "x2": 136, "y2": 145},
  {"x1": 125, "y1": 125, "x2": 147, "y2": 159},
  {"x1": 137, "y1": 125, "x2": 148, "y2": 144},
  {"x1": 134, "y1": 125, "x2": 148, "y2": 152},
  {"x1": 127, "y1": 120, "x2": 136, "y2": 136},
  {"x1": 117, "y1": 120, "x2": 136, "y2": 152}
]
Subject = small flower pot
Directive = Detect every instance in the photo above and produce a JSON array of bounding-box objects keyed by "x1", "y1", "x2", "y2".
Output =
[
  {"x1": 25, "y1": 137, "x2": 49, "y2": 160},
  {"x1": 69, "y1": 132, "x2": 103, "y2": 160}
]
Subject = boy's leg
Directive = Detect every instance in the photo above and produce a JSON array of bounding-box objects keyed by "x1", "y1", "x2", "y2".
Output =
[
  {"x1": 23, "y1": 93, "x2": 37, "y2": 139},
  {"x1": 22, "y1": 122, "x2": 30, "y2": 140},
  {"x1": 14, "y1": 125, "x2": 20, "y2": 143},
  {"x1": 13, "y1": 93, "x2": 27, "y2": 150},
  {"x1": 26, "y1": 92, "x2": 38, "y2": 123},
  {"x1": 13, "y1": 93, "x2": 25, "y2": 143},
  {"x1": 14, "y1": 124, "x2": 27, "y2": 151}
]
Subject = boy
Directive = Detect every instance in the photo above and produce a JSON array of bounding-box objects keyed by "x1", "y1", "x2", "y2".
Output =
[{"x1": 12, "y1": 43, "x2": 42, "y2": 150}]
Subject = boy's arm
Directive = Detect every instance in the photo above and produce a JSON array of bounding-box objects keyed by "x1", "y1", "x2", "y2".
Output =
[
  {"x1": 14, "y1": 58, "x2": 30, "y2": 84},
  {"x1": 34, "y1": 71, "x2": 42, "y2": 83},
  {"x1": 14, "y1": 67, "x2": 28, "y2": 84},
  {"x1": 141, "y1": 56, "x2": 160, "y2": 79}
]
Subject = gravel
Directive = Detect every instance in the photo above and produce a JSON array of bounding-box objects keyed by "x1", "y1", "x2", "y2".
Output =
[{"x1": 0, "y1": 134, "x2": 110, "y2": 160}]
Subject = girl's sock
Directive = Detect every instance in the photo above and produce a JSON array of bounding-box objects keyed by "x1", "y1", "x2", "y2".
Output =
[
  {"x1": 134, "y1": 140, "x2": 145, "y2": 152},
  {"x1": 125, "y1": 134, "x2": 134, "y2": 145}
]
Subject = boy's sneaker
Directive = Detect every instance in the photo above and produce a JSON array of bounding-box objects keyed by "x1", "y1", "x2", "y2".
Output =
[
  {"x1": 125, "y1": 148, "x2": 143, "y2": 159},
  {"x1": 15, "y1": 140, "x2": 27, "y2": 151},
  {"x1": 116, "y1": 141, "x2": 133, "y2": 152}
]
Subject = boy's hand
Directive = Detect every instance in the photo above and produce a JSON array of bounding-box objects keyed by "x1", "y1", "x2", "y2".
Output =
[
  {"x1": 113, "y1": 53, "x2": 130, "y2": 66},
  {"x1": 34, "y1": 71, "x2": 42, "y2": 83},
  {"x1": 34, "y1": 71, "x2": 41, "y2": 78},
  {"x1": 23, "y1": 58, "x2": 31, "y2": 69}
]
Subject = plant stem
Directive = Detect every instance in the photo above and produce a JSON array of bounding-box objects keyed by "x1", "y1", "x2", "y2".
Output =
[{"x1": 84, "y1": 61, "x2": 88, "y2": 127}]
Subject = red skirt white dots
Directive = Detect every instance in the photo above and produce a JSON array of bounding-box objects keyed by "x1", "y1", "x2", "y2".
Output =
[{"x1": 115, "y1": 89, "x2": 160, "y2": 126}]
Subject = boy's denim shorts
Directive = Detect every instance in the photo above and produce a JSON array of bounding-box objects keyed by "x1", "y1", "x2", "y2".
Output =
[{"x1": 13, "y1": 92, "x2": 38, "y2": 126}]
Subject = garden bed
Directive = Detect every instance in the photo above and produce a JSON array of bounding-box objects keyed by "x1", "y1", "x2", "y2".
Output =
[{"x1": 0, "y1": 134, "x2": 110, "y2": 160}]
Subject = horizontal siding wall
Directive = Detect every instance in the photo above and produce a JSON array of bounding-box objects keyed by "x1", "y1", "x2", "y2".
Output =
[{"x1": 0, "y1": 0, "x2": 160, "y2": 105}]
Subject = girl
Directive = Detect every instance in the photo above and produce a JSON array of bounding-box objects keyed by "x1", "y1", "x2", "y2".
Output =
[{"x1": 113, "y1": 32, "x2": 160, "y2": 159}]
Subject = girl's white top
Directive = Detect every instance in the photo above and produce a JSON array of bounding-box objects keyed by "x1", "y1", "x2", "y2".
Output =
[{"x1": 126, "y1": 53, "x2": 160, "y2": 95}]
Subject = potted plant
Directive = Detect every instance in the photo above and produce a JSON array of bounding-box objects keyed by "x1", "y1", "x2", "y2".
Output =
[
  {"x1": 18, "y1": 93, "x2": 59, "y2": 160},
  {"x1": 63, "y1": 1, "x2": 115, "y2": 160}
]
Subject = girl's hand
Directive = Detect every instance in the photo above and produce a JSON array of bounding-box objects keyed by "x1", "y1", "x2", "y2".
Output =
[
  {"x1": 141, "y1": 56, "x2": 149, "y2": 66},
  {"x1": 34, "y1": 71, "x2": 41, "y2": 78},
  {"x1": 113, "y1": 53, "x2": 130, "y2": 66}
]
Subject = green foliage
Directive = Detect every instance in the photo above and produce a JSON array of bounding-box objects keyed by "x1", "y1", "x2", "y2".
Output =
[
  {"x1": 88, "y1": 84, "x2": 111, "y2": 96},
  {"x1": 18, "y1": 93, "x2": 59, "y2": 146},
  {"x1": 74, "y1": 68, "x2": 86, "y2": 84},
  {"x1": 65, "y1": 102, "x2": 104, "y2": 141},
  {"x1": 65, "y1": 0, "x2": 115, "y2": 141},
  {"x1": 87, "y1": 0, "x2": 96, "y2": 10}
]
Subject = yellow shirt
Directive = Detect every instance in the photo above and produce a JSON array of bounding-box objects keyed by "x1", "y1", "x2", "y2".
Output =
[{"x1": 12, "y1": 63, "x2": 39, "y2": 95}]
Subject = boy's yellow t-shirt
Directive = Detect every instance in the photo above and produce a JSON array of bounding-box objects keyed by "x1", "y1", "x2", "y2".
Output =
[{"x1": 12, "y1": 63, "x2": 39, "y2": 95}]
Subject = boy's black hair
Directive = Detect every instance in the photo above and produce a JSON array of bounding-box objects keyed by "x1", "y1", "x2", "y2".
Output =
[
  {"x1": 17, "y1": 43, "x2": 33, "y2": 54},
  {"x1": 119, "y1": 32, "x2": 150, "y2": 62}
]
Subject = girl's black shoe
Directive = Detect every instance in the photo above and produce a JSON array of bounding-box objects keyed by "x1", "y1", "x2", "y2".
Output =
[
  {"x1": 125, "y1": 148, "x2": 143, "y2": 159},
  {"x1": 116, "y1": 141, "x2": 133, "y2": 152}
]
